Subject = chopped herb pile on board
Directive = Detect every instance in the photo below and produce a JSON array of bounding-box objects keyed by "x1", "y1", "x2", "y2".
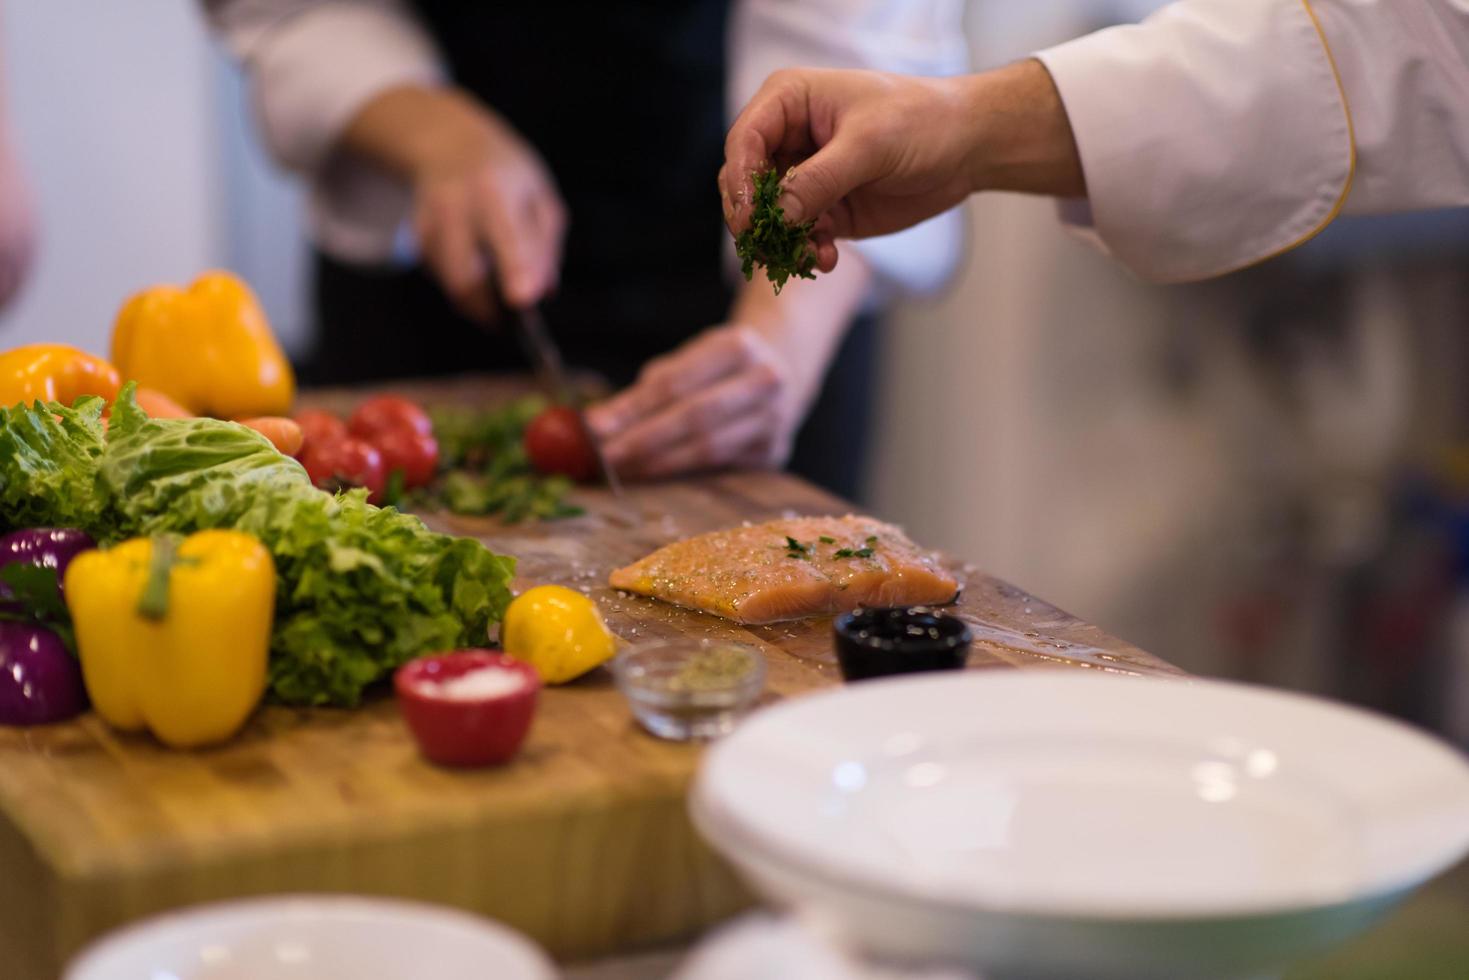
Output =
[
  {"x1": 735, "y1": 168, "x2": 817, "y2": 295},
  {"x1": 411, "y1": 400, "x2": 582, "y2": 523}
]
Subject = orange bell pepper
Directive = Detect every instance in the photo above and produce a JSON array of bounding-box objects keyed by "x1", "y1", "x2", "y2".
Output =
[
  {"x1": 112, "y1": 271, "x2": 295, "y2": 419},
  {"x1": 0, "y1": 344, "x2": 121, "y2": 408}
]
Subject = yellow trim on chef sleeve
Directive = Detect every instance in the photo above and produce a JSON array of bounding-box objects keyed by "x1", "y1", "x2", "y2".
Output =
[
  {"x1": 1219, "y1": 0, "x2": 1358, "y2": 274},
  {"x1": 1037, "y1": 0, "x2": 1360, "y2": 283}
]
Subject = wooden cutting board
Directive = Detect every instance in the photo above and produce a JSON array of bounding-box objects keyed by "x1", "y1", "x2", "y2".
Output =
[{"x1": 0, "y1": 379, "x2": 1181, "y2": 979}]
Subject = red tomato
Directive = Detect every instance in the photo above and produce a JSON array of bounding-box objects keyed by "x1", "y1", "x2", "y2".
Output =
[
  {"x1": 349, "y1": 395, "x2": 433, "y2": 441},
  {"x1": 525, "y1": 406, "x2": 598, "y2": 482},
  {"x1": 371, "y1": 427, "x2": 440, "y2": 489},
  {"x1": 302, "y1": 437, "x2": 386, "y2": 503},
  {"x1": 293, "y1": 409, "x2": 348, "y2": 457}
]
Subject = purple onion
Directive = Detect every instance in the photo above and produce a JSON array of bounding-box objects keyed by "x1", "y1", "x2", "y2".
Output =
[
  {"x1": 0, "y1": 528, "x2": 96, "y2": 601},
  {"x1": 0, "y1": 621, "x2": 85, "y2": 725}
]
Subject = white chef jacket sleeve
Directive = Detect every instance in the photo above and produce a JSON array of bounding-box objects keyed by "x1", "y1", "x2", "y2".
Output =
[
  {"x1": 205, "y1": 0, "x2": 444, "y2": 262},
  {"x1": 1036, "y1": 0, "x2": 1469, "y2": 284},
  {"x1": 729, "y1": 0, "x2": 970, "y2": 295}
]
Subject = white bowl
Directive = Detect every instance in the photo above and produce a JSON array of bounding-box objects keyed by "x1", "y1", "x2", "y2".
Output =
[
  {"x1": 692, "y1": 672, "x2": 1469, "y2": 979},
  {"x1": 65, "y1": 895, "x2": 556, "y2": 980}
]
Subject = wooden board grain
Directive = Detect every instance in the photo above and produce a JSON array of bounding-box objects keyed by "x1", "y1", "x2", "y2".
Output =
[{"x1": 0, "y1": 377, "x2": 1181, "y2": 978}]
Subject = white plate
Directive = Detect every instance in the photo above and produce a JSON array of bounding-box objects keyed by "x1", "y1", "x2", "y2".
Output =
[
  {"x1": 692, "y1": 672, "x2": 1469, "y2": 978},
  {"x1": 65, "y1": 895, "x2": 556, "y2": 980}
]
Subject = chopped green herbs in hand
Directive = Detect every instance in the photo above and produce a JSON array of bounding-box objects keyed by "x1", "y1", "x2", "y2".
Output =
[{"x1": 735, "y1": 168, "x2": 817, "y2": 295}]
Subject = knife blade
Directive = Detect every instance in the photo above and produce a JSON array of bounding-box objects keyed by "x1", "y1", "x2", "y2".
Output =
[{"x1": 509, "y1": 303, "x2": 627, "y2": 500}]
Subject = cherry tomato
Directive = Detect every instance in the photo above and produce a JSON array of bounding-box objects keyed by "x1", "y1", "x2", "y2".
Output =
[
  {"x1": 371, "y1": 426, "x2": 440, "y2": 489},
  {"x1": 349, "y1": 395, "x2": 433, "y2": 441},
  {"x1": 302, "y1": 437, "x2": 386, "y2": 504},
  {"x1": 525, "y1": 406, "x2": 598, "y2": 482},
  {"x1": 294, "y1": 408, "x2": 348, "y2": 457}
]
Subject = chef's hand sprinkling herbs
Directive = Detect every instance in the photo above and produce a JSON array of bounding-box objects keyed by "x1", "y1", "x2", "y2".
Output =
[{"x1": 720, "y1": 63, "x2": 1083, "y2": 273}]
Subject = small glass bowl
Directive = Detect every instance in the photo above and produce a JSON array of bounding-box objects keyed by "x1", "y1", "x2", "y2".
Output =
[{"x1": 612, "y1": 639, "x2": 766, "y2": 742}]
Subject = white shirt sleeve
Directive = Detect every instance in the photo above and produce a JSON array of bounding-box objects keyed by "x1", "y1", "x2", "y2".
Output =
[
  {"x1": 1035, "y1": 0, "x2": 1469, "y2": 284},
  {"x1": 205, "y1": 0, "x2": 444, "y2": 262},
  {"x1": 729, "y1": 0, "x2": 970, "y2": 295}
]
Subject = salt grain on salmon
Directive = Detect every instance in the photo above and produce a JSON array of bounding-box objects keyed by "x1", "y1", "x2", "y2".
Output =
[{"x1": 608, "y1": 515, "x2": 961, "y2": 625}]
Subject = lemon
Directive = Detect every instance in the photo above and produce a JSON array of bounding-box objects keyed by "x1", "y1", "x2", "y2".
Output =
[{"x1": 501, "y1": 584, "x2": 619, "y2": 684}]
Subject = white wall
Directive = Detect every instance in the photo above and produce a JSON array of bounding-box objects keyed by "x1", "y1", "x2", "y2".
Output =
[{"x1": 0, "y1": 0, "x2": 307, "y2": 355}]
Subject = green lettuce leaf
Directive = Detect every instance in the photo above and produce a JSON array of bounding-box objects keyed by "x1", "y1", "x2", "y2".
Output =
[{"x1": 0, "y1": 395, "x2": 110, "y2": 535}]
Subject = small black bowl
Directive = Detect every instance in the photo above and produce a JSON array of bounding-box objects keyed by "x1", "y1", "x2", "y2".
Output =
[{"x1": 833, "y1": 606, "x2": 972, "y2": 682}]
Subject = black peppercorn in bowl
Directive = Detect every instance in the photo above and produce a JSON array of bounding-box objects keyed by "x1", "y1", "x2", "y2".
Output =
[{"x1": 833, "y1": 606, "x2": 972, "y2": 682}]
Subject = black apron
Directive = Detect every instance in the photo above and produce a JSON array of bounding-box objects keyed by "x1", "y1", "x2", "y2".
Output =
[{"x1": 304, "y1": 0, "x2": 876, "y2": 498}]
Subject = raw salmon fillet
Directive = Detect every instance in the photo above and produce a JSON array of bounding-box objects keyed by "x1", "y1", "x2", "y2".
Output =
[{"x1": 609, "y1": 515, "x2": 961, "y2": 624}]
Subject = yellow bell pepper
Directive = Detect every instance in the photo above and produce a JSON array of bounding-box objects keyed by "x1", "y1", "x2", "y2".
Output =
[
  {"x1": 112, "y1": 270, "x2": 295, "y2": 419},
  {"x1": 64, "y1": 530, "x2": 275, "y2": 749},
  {"x1": 0, "y1": 343, "x2": 120, "y2": 408},
  {"x1": 501, "y1": 584, "x2": 618, "y2": 684}
]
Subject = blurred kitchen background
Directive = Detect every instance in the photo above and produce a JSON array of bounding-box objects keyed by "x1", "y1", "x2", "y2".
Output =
[
  {"x1": 7, "y1": 0, "x2": 1469, "y2": 739},
  {"x1": 4, "y1": 1, "x2": 1468, "y2": 975}
]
